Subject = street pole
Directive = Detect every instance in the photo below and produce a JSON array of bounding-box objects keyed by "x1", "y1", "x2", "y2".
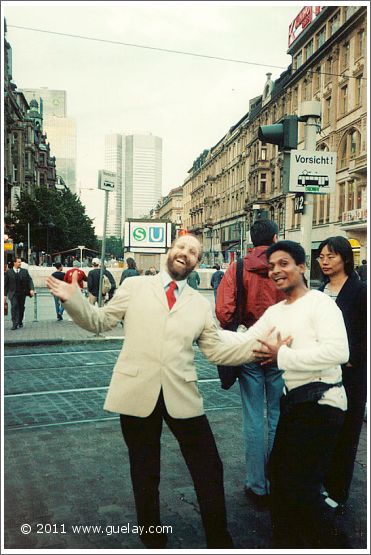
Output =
[
  {"x1": 27, "y1": 223, "x2": 31, "y2": 264},
  {"x1": 98, "y1": 190, "x2": 109, "y2": 307},
  {"x1": 240, "y1": 220, "x2": 244, "y2": 256},
  {"x1": 298, "y1": 101, "x2": 321, "y2": 283}
]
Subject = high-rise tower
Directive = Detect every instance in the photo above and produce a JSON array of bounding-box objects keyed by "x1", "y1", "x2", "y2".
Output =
[
  {"x1": 104, "y1": 133, "x2": 162, "y2": 238},
  {"x1": 20, "y1": 87, "x2": 77, "y2": 193}
]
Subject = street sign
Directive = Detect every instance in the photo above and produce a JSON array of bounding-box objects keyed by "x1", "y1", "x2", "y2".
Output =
[
  {"x1": 98, "y1": 170, "x2": 116, "y2": 192},
  {"x1": 289, "y1": 150, "x2": 337, "y2": 194},
  {"x1": 124, "y1": 220, "x2": 172, "y2": 253},
  {"x1": 294, "y1": 192, "x2": 305, "y2": 214}
]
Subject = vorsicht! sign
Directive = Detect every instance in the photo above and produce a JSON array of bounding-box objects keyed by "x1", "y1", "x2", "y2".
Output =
[
  {"x1": 124, "y1": 220, "x2": 172, "y2": 253},
  {"x1": 289, "y1": 150, "x2": 337, "y2": 194}
]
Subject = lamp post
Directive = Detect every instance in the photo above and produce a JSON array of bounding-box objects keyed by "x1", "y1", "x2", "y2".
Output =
[{"x1": 36, "y1": 221, "x2": 55, "y2": 265}]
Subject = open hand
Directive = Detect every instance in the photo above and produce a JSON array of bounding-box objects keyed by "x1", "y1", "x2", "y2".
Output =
[
  {"x1": 46, "y1": 271, "x2": 79, "y2": 302},
  {"x1": 253, "y1": 331, "x2": 292, "y2": 366}
]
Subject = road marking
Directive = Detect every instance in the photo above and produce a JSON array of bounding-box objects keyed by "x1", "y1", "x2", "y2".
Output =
[
  {"x1": 4, "y1": 349, "x2": 121, "y2": 358},
  {"x1": 4, "y1": 378, "x2": 221, "y2": 398}
]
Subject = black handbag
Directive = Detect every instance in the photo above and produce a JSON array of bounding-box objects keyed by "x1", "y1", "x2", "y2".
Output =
[{"x1": 217, "y1": 257, "x2": 246, "y2": 390}]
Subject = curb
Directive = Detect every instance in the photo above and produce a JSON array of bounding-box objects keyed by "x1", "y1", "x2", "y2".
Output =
[{"x1": 4, "y1": 336, "x2": 125, "y2": 348}]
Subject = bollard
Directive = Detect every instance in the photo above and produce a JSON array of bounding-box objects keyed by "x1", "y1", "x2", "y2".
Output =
[{"x1": 33, "y1": 291, "x2": 38, "y2": 322}]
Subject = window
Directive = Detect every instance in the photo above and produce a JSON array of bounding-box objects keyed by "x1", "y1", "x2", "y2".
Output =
[
  {"x1": 316, "y1": 26, "x2": 326, "y2": 48},
  {"x1": 338, "y1": 183, "x2": 345, "y2": 219},
  {"x1": 260, "y1": 173, "x2": 266, "y2": 194},
  {"x1": 323, "y1": 96, "x2": 331, "y2": 126},
  {"x1": 356, "y1": 75, "x2": 363, "y2": 106},
  {"x1": 294, "y1": 51, "x2": 302, "y2": 70},
  {"x1": 303, "y1": 79, "x2": 312, "y2": 101},
  {"x1": 261, "y1": 147, "x2": 267, "y2": 161},
  {"x1": 356, "y1": 184, "x2": 363, "y2": 209},
  {"x1": 313, "y1": 65, "x2": 321, "y2": 91},
  {"x1": 350, "y1": 130, "x2": 359, "y2": 158},
  {"x1": 329, "y1": 12, "x2": 340, "y2": 36},
  {"x1": 325, "y1": 57, "x2": 332, "y2": 83},
  {"x1": 347, "y1": 182, "x2": 355, "y2": 211},
  {"x1": 345, "y1": 6, "x2": 357, "y2": 20},
  {"x1": 292, "y1": 87, "x2": 298, "y2": 111},
  {"x1": 356, "y1": 30, "x2": 365, "y2": 58},
  {"x1": 339, "y1": 129, "x2": 361, "y2": 169},
  {"x1": 340, "y1": 85, "x2": 348, "y2": 115},
  {"x1": 304, "y1": 39, "x2": 314, "y2": 61},
  {"x1": 342, "y1": 42, "x2": 350, "y2": 71}
]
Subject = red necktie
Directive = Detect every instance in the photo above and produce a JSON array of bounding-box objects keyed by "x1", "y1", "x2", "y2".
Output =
[{"x1": 166, "y1": 281, "x2": 178, "y2": 310}]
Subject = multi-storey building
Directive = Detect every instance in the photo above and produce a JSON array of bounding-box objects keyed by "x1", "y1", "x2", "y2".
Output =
[
  {"x1": 4, "y1": 25, "x2": 57, "y2": 220},
  {"x1": 21, "y1": 88, "x2": 77, "y2": 193},
  {"x1": 104, "y1": 133, "x2": 162, "y2": 238},
  {"x1": 156, "y1": 186, "x2": 183, "y2": 227},
  {"x1": 182, "y1": 5, "x2": 367, "y2": 269}
]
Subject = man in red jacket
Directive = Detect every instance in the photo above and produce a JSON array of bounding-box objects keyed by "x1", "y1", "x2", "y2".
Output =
[{"x1": 216, "y1": 219, "x2": 285, "y2": 508}]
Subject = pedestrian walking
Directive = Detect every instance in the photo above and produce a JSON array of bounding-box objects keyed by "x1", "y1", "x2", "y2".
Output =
[
  {"x1": 64, "y1": 267, "x2": 87, "y2": 290},
  {"x1": 216, "y1": 219, "x2": 285, "y2": 507},
  {"x1": 119, "y1": 257, "x2": 139, "y2": 285},
  {"x1": 317, "y1": 237, "x2": 367, "y2": 513},
  {"x1": 356, "y1": 259, "x2": 367, "y2": 282},
  {"x1": 51, "y1": 262, "x2": 65, "y2": 320},
  {"x1": 4, "y1": 257, "x2": 35, "y2": 330},
  {"x1": 87, "y1": 258, "x2": 116, "y2": 305},
  {"x1": 45, "y1": 234, "x2": 270, "y2": 549},
  {"x1": 210, "y1": 264, "x2": 224, "y2": 300},
  {"x1": 187, "y1": 269, "x2": 200, "y2": 289},
  {"x1": 251, "y1": 240, "x2": 349, "y2": 548}
]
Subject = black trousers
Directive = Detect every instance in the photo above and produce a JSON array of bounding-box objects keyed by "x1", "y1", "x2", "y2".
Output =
[
  {"x1": 120, "y1": 390, "x2": 233, "y2": 548},
  {"x1": 268, "y1": 399, "x2": 345, "y2": 548},
  {"x1": 324, "y1": 369, "x2": 367, "y2": 504},
  {"x1": 10, "y1": 293, "x2": 26, "y2": 326}
]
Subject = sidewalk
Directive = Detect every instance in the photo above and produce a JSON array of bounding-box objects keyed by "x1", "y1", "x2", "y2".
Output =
[{"x1": 4, "y1": 318, "x2": 125, "y2": 346}]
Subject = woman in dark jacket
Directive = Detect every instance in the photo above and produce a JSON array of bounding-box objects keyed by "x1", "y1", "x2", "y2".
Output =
[
  {"x1": 119, "y1": 257, "x2": 140, "y2": 285},
  {"x1": 317, "y1": 236, "x2": 367, "y2": 511}
]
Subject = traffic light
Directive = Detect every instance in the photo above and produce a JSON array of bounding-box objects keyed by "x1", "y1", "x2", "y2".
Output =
[{"x1": 258, "y1": 115, "x2": 298, "y2": 151}]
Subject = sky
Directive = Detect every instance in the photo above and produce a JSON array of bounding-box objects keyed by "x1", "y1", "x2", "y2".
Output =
[{"x1": 3, "y1": 0, "x2": 304, "y2": 234}]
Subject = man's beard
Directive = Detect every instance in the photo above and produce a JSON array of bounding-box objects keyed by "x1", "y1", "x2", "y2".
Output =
[{"x1": 166, "y1": 256, "x2": 194, "y2": 280}]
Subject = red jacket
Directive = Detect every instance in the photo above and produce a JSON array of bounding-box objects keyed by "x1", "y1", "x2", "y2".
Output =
[
  {"x1": 216, "y1": 245, "x2": 285, "y2": 330},
  {"x1": 64, "y1": 268, "x2": 87, "y2": 289}
]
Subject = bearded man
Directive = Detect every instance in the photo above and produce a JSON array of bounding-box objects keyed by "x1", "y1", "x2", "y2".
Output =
[{"x1": 46, "y1": 234, "x2": 266, "y2": 549}]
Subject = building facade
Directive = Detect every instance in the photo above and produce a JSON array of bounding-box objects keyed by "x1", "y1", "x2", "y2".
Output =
[
  {"x1": 104, "y1": 133, "x2": 162, "y2": 238},
  {"x1": 20, "y1": 88, "x2": 77, "y2": 194},
  {"x1": 181, "y1": 5, "x2": 367, "y2": 268},
  {"x1": 4, "y1": 26, "x2": 57, "y2": 221}
]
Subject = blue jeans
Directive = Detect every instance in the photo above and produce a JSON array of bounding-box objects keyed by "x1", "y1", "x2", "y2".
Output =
[
  {"x1": 53, "y1": 295, "x2": 64, "y2": 317},
  {"x1": 239, "y1": 362, "x2": 284, "y2": 495}
]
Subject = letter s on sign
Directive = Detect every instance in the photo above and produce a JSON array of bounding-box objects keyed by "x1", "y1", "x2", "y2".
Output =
[{"x1": 133, "y1": 227, "x2": 146, "y2": 241}]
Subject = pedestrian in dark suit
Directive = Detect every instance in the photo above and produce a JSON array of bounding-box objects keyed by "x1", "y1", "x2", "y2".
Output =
[{"x1": 4, "y1": 257, "x2": 35, "y2": 330}]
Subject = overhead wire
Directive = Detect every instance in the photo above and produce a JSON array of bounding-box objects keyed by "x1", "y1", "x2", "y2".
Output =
[{"x1": 7, "y1": 24, "x2": 366, "y2": 80}]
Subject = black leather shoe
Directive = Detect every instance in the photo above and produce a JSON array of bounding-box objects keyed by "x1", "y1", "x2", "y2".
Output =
[
  {"x1": 244, "y1": 487, "x2": 270, "y2": 510},
  {"x1": 11, "y1": 325, "x2": 18, "y2": 330},
  {"x1": 18, "y1": 323, "x2": 23, "y2": 328}
]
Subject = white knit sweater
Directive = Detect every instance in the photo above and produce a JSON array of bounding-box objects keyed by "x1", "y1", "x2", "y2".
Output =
[{"x1": 240, "y1": 290, "x2": 349, "y2": 410}]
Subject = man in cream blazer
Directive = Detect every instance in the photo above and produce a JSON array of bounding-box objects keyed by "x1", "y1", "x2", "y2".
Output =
[{"x1": 46, "y1": 234, "x2": 265, "y2": 549}]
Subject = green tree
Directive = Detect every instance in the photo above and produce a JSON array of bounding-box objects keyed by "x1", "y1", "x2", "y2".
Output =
[
  {"x1": 97, "y1": 236, "x2": 124, "y2": 259},
  {"x1": 6, "y1": 188, "x2": 99, "y2": 256}
]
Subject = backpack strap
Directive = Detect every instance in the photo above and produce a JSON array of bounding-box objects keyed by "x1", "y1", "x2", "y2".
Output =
[{"x1": 232, "y1": 257, "x2": 245, "y2": 329}]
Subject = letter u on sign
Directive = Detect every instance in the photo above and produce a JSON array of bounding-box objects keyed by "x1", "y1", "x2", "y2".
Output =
[{"x1": 149, "y1": 227, "x2": 164, "y2": 242}]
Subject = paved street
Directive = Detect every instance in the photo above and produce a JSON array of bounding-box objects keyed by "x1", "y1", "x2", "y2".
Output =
[{"x1": 3, "y1": 288, "x2": 368, "y2": 550}]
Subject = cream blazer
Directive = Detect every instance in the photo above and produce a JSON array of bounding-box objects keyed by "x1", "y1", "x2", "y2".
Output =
[{"x1": 63, "y1": 274, "x2": 259, "y2": 418}]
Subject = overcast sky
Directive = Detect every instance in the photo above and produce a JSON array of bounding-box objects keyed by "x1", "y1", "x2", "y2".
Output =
[{"x1": 4, "y1": 0, "x2": 303, "y2": 234}]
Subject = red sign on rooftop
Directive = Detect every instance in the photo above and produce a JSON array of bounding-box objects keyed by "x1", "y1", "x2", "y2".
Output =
[{"x1": 288, "y1": 6, "x2": 323, "y2": 47}]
